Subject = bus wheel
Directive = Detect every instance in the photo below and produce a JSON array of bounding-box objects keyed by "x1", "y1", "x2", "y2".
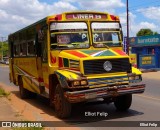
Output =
[
  {"x1": 19, "y1": 77, "x2": 35, "y2": 99},
  {"x1": 54, "y1": 84, "x2": 71, "y2": 118},
  {"x1": 114, "y1": 94, "x2": 132, "y2": 111}
]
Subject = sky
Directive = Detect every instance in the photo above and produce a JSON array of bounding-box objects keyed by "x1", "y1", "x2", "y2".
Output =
[{"x1": 1, "y1": 0, "x2": 160, "y2": 39}]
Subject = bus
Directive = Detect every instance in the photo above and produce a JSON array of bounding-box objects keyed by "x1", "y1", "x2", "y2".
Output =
[{"x1": 8, "y1": 11, "x2": 145, "y2": 118}]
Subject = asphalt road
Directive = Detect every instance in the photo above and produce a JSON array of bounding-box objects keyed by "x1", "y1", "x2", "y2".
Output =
[{"x1": 0, "y1": 65, "x2": 160, "y2": 130}]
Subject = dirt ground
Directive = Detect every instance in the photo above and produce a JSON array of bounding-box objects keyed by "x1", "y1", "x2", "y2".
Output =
[{"x1": 0, "y1": 83, "x2": 80, "y2": 130}]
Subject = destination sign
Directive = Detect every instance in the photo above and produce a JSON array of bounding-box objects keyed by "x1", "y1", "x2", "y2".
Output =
[{"x1": 66, "y1": 13, "x2": 107, "y2": 20}]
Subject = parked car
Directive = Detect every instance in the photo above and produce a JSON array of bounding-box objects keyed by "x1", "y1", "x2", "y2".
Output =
[
  {"x1": 5, "y1": 60, "x2": 9, "y2": 65},
  {"x1": 0, "y1": 60, "x2": 5, "y2": 64}
]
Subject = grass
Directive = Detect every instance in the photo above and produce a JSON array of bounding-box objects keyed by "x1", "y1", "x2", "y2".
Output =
[{"x1": 0, "y1": 87, "x2": 10, "y2": 97}]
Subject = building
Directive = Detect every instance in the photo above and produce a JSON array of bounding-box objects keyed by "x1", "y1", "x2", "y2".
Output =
[{"x1": 129, "y1": 34, "x2": 160, "y2": 69}]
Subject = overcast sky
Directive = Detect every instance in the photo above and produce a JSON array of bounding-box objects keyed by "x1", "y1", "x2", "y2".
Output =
[{"x1": 0, "y1": 0, "x2": 160, "y2": 38}]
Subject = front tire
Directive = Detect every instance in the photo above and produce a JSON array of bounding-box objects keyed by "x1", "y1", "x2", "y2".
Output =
[
  {"x1": 54, "y1": 84, "x2": 71, "y2": 118},
  {"x1": 114, "y1": 94, "x2": 132, "y2": 111}
]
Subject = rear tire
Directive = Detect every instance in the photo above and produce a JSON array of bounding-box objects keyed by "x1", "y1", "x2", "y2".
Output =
[
  {"x1": 54, "y1": 84, "x2": 71, "y2": 118},
  {"x1": 19, "y1": 77, "x2": 36, "y2": 99},
  {"x1": 114, "y1": 94, "x2": 132, "y2": 111},
  {"x1": 19, "y1": 77, "x2": 30, "y2": 99}
]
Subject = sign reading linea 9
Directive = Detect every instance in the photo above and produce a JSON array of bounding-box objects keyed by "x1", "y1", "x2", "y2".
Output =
[{"x1": 66, "y1": 13, "x2": 107, "y2": 20}]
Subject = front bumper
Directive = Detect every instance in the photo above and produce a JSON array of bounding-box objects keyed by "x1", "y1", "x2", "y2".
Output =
[{"x1": 64, "y1": 84, "x2": 145, "y2": 103}]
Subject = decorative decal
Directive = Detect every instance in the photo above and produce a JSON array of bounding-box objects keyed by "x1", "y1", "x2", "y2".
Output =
[
  {"x1": 67, "y1": 50, "x2": 87, "y2": 58},
  {"x1": 63, "y1": 58, "x2": 69, "y2": 67},
  {"x1": 90, "y1": 50, "x2": 116, "y2": 57},
  {"x1": 59, "y1": 57, "x2": 63, "y2": 67},
  {"x1": 50, "y1": 53, "x2": 56, "y2": 64},
  {"x1": 114, "y1": 50, "x2": 127, "y2": 56}
]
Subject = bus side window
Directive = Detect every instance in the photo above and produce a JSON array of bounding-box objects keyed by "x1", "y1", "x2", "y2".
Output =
[
  {"x1": 10, "y1": 42, "x2": 14, "y2": 58},
  {"x1": 14, "y1": 44, "x2": 20, "y2": 56},
  {"x1": 27, "y1": 41, "x2": 35, "y2": 56},
  {"x1": 13, "y1": 45, "x2": 16, "y2": 56},
  {"x1": 22, "y1": 43, "x2": 27, "y2": 56},
  {"x1": 20, "y1": 44, "x2": 23, "y2": 56}
]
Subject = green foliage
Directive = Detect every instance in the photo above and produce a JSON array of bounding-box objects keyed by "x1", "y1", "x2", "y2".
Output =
[
  {"x1": 154, "y1": 31, "x2": 159, "y2": 35},
  {"x1": 0, "y1": 41, "x2": 8, "y2": 57},
  {"x1": 136, "y1": 28, "x2": 159, "y2": 36},
  {"x1": 0, "y1": 87, "x2": 10, "y2": 96}
]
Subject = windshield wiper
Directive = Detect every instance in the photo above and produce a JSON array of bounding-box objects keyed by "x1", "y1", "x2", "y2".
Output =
[{"x1": 103, "y1": 43, "x2": 110, "y2": 49}]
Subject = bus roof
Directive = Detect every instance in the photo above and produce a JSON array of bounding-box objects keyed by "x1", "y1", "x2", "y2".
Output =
[{"x1": 47, "y1": 11, "x2": 119, "y2": 22}]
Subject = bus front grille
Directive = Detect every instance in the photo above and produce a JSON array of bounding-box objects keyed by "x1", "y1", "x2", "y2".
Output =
[{"x1": 83, "y1": 58, "x2": 131, "y2": 75}]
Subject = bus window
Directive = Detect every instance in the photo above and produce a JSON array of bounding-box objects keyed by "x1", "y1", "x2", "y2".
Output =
[
  {"x1": 50, "y1": 22, "x2": 89, "y2": 49},
  {"x1": 22, "y1": 43, "x2": 27, "y2": 56},
  {"x1": 27, "y1": 41, "x2": 35, "y2": 56},
  {"x1": 20, "y1": 44, "x2": 23, "y2": 56},
  {"x1": 14, "y1": 44, "x2": 20, "y2": 56},
  {"x1": 91, "y1": 22, "x2": 121, "y2": 48}
]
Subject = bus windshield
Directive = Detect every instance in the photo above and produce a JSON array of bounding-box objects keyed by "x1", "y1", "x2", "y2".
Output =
[
  {"x1": 50, "y1": 22, "x2": 89, "y2": 49},
  {"x1": 91, "y1": 22, "x2": 121, "y2": 48}
]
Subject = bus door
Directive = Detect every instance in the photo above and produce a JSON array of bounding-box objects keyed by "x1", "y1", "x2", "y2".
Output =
[{"x1": 36, "y1": 26, "x2": 48, "y2": 94}]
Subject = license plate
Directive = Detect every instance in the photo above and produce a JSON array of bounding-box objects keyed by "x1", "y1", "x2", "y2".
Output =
[{"x1": 85, "y1": 92, "x2": 97, "y2": 99}]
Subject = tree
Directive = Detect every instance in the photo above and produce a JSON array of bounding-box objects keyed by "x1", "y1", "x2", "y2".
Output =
[
  {"x1": 0, "y1": 41, "x2": 8, "y2": 58},
  {"x1": 153, "y1": 31, "x2": 159, "y2": 35},
  {"x1": 136, "y1": 28, "x2": 159, "y2": 36}
]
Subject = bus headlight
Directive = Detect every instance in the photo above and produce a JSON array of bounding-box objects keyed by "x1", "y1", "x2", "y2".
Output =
[
  {"x1": 72, "y1": 80, "x2": 88, "y2": 87},
  {"x1": 73, "y1": 81, "x2": 80, "y2": 86},
  {"x1": 81, "y1": 80, "x2": 88, "y2": 85},
  {"x1": 129, "y1": 76, "x2": 135, "y2": 80},
  {"x1": 135, "y1": 75, "x2": 140, "y2": 80},
  {"x1": 129, "y1": 75, "x2": 142, "y2": 81}
]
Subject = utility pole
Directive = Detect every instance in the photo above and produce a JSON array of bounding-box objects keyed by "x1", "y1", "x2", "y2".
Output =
[
  {"x1": 126, "y1": 0, "x2": 129, "y2": 55},
  {"x1": 0, "y1": 37, "x2": 6, "y2": 61}
]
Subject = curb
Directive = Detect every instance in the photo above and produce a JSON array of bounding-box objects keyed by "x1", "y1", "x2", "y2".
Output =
[
  {"x1": 0, "y1": 64, "x2": 9, "y2": 67},
  {"x1": 140, "y1": 68, "x2": 160, "y2": 73}
]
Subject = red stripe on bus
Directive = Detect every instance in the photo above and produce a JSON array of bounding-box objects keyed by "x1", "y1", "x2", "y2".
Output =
[
  {"x1": 67, "y1": 51, "x2": 87, "y2": 58},
  {"x1": 114, "y1": 50, "x2": 127, "y2": 56},
  {"x1": 59, "y1": 57, "x2": 63, "y2": 67}
]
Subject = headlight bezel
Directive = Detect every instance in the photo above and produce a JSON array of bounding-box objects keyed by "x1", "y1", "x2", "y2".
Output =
[
  {"x1": 71, "y1": 80, "x2": 88, "y2": 87},
  {"x1": 128, "y1": 74, "x2": 142, "y2": 82}
]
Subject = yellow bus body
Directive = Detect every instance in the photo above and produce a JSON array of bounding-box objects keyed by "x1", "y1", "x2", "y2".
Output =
[{"x1": 8, "y1": 11, "x2": 145, "y2": 118}]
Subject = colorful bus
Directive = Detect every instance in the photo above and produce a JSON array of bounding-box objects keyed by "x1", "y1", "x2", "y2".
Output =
[{"x1": 8, "y1": 11, "x2": 145, "y2": 118}]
